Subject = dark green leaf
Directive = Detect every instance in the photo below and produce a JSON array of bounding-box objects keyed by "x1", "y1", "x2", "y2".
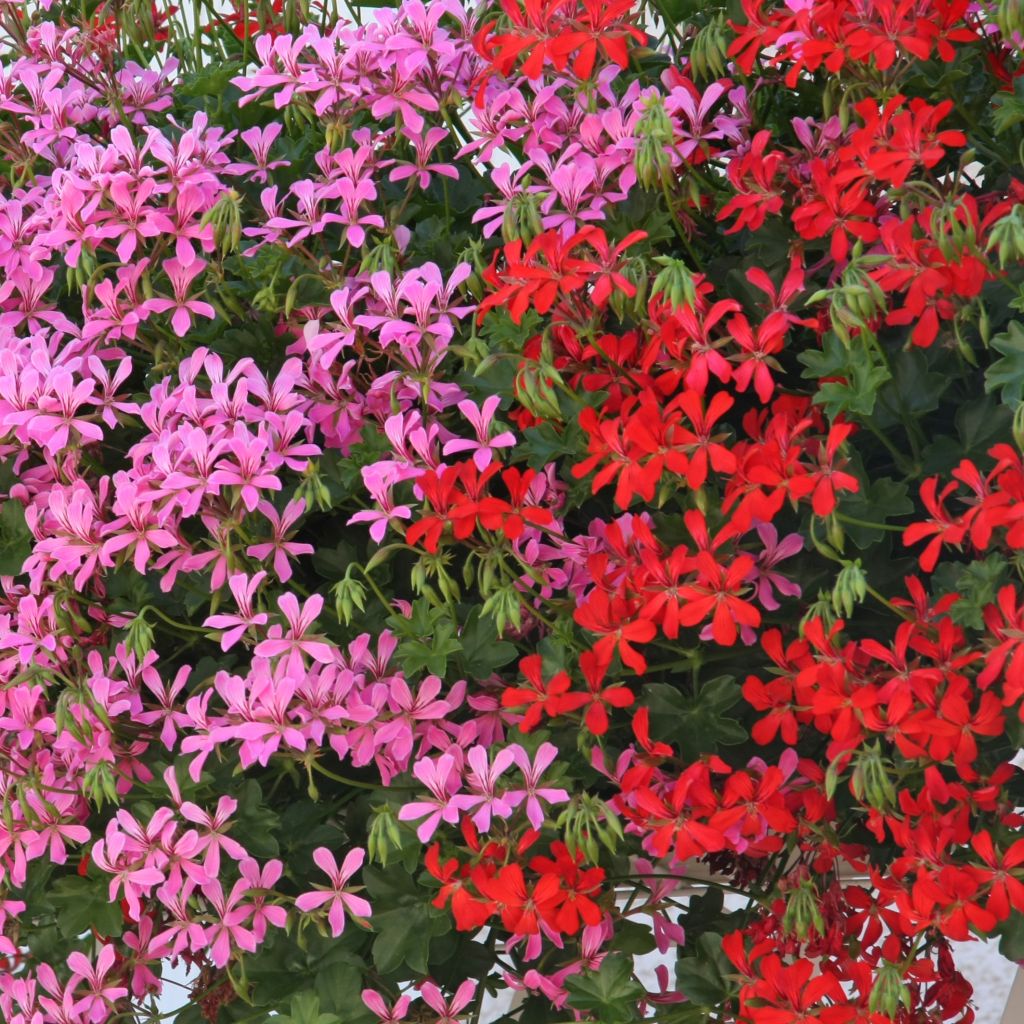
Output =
[
  {"x1": 642, "y1": 676, "x2": 747, "y2": 757},
  {"x1": 995, "y1": 911, "x2": 1024, "y2": 961},
  {"x1": 676, "y1": 933, "x2": 736, "y2": 1007},
  {"x1": 458, "y1": 609, "x2": 517, "y2": 679},
  {"x1": 985, "y1": 321, "x2": 1024, "y2": 405},
  {"x1": 565, "y1": 954, "x2": 644, "y2": 1024},
  {"x1": 49, "y1": 876, "x2": 124, "y2": 939},
  {"x1": 838, "y1": 476, "x2": 912, "y2": 549},
  {"x1": 0, "y1": 499, "x2": 32, "y2": 575}
]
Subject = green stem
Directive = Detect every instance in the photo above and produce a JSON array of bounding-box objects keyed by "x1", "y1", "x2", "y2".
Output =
[
  {"x1": 358, "y1": 564, "x2": 395, "y2": 616},
  {"x1": 143, "y1": 605, "x2": 209, "y2": 635},
  {"x1": 862, "y1": 419, "x2": 914, "y2": 473},
  {"x1": 660, "y1": 177, "x2": 703, "y2": 269},
  {"x1": 835, "y1": 513, "x2": 905, "y2": 533}
]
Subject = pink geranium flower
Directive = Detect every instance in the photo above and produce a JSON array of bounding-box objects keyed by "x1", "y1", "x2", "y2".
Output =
[{"x1": 295, "y1": 847, "x2": 371, "y2": 937}]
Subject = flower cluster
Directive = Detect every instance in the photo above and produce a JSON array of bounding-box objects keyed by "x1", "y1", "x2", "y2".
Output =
[{"x1": 1, "y1": 1, "x2": 1024, "y2": 1024}]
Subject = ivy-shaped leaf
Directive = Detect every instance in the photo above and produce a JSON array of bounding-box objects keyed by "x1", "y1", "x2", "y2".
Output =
[
  {"x1": 985, "y1": 321, "x2": 1024, "y2": 406},
  {"x1": 798, "y1": 334, "x2": 891, "y2": 418},
  {"x1": 565, "y1": 954, "x2": 644, "y2": 1024}
]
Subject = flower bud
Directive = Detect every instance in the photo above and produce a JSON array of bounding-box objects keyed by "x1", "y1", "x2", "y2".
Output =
[
  {"x1": 987, "y1": 204, "x2": 1024, "y2": 269},
  {"x1": 1013, "y1": 402, "x2": 1024, "y2": 454},
  {"x1": 297, "y1": 462, "x2": 333, "y2": 512},
  {"x1": 800, "y1": 590, "x2": 837, "y2": 634},
  {"x1": 651, "y1": 256, "x2": 697, "y2": 310},
  {"x1": 84, "y1": 763, "x2": 120, "y2": 809},
  {"x1": 124, "y1": 609, "x2": 154, "y2": 659},
  {"x1": 481, "y1": 583, "x2": 521, "y2": 634},
  {"x1": 782, "y1": 880, "x2": 825, "y2": 940},
  {"x1": 997, "y1": 0, "x2": 1024, "y2": 39},
  {"x1": 690, "y1": 14, "x2": 728, "y2": 80},
  {"x1": 361, "y1": 239, "x2": 400, "y2": 276},
  {"x1": 869, "y1": 961, "x2": 912, "y2": 1016},
  {"x1": 120, "y1": 0, "x2": 157, "y2": 47},
  {"x1": 826, "y1": 514, "x2": 846, "y2": 554},
  {"x1": 502, "y1": 190, "x2": 544, "y2": 245},
  {"x1": 367, "y1": 806, "x2": 403, "y2": 866},
  {"x1": 831, "y1": 559, "x2": 866, "y2": 618},
  {"x1": 850, "y1": 742, "x2": 896, "y2": 810},
  {"x1": 202, "y1": 190, "x2": 244, "y2": 261},
  {"x1": 635, "y1": 95, "x2": 674, "y2": 190},
  {"x1": 332, "y1": 574, "x2": 367, "y2": 626}
]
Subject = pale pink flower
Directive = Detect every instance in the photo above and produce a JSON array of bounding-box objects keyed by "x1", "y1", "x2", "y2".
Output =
[
  {"x1": 295, "y1": 846, "x2": 371, "y2": 938},
  {"x1": 144, "y1": 258, "x2": 216, "y2": 337}
]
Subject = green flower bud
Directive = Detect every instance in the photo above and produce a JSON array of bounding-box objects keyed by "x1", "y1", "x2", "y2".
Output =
[
  {"x1": 557, "y1": 794, "x2": 622, "y2": 862},
  {"x1": 296, "y1": 461, "x2": 333, "y2": 512},
  {"x1": 502, "y1": 189, "x2": 544, "y2": 245},
  {"x1": 800, "y1": 590, "x2": 837, "y2": 634},
  {"x1": 481, "y1": 583, "x2": 521, "y2": 635},
  {"x1": 850, "y1": 742, "x2": 896, "y2": 810},
  {"x1": 997, "y1": 0, "x2": 1024, "y2": 39},
  {"x1": 987, "y1": 204, "x2": 1024, "y2": 269},
  {"x1": 283, "y1": 0, "x2": 308, "y2": 35},
  {"x1": 120, "y1": 0, "x2": 157, "y2": 47},
  {"x1": 651, "y1": 255, "x2": 697, "y2": 310},
  {"x1": 124, "y1": 609, "x2": 155, "y2": 660},
  {"x1": 690, "y1": 14, "x2": 728, "y2": 81},
  {"x1": 514, "y1": 363, "x2": 563, "y2": 422},
  {"x1": 410, "y1": 558, "x2": 428, "y2": 596},
  {"x1": 1014, "y1": 402, "x2": 1024, "y2": 454},
  {"x1": 832, "y1": 559, "x2": 867, "y2": 618},
  {"x1": 360, "y1": 239, "x2": 400, "y2": 275},
  {"x1": 367, "y1": 806, "x2": 404, "y2": 867},
  {"x1": 869, "y1": 962, "x2": 912, "y2": 1017},
  {"x1": 782, "y1": 880, "x2": 825, "y2": 940},
  {"x1": 84, "y1": 762, "x2": 120, "y2": 809},
  {"x1": 635, "y1": 96, "x2": 674, "y2": 190},
  {"x1": 826, "y1": 514, "x2": 846, "y2": 554},
  {"x1": 332, "y1": 574, "x2": 367, "y2": 626},
  {"x1": 202, "y1": 190, "x2": 244, "y2": 260}
]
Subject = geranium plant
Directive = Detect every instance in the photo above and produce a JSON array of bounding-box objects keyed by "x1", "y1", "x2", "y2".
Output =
[{"x1": 2, "y1": 0, "x2": 1024, "y2": 1022}]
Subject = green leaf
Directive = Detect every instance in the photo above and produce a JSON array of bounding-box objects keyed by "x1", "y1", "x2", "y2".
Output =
[
  {"x1": 521, "y1": 421, "x2": 584, "y2": 469},
  {"x1": 458, "y1": 609, "x2": 517, "y2": 679},
  {"x1": 49, "y1": 876, "x2": 124, "y2": 939},
  {"x1": 993, "y1": 77, "x2": 1024, "y2": 135},
  {"x1": 798, "y1": 334, "x2": 891, "y2": 418},
  {"x1": 312, "y1": 948, "x2": 373, "y2": 1020},
  {"x1": 370, "y1": 904, "x2": 449, "y2": 974},
  {"x1": 233, "y1": 779, "x2": 281, "y2": 858},
  {"x1": 875, "y1": 348, "x2": 948, "y2": 423},
  {"x1": 676, "y1": 933, "x2": 736, "y2": 1007},
  {"x1": 177, "y1": 60, "x2": 244, "y2": 98},
  {"x1": 642, "y1": 676, "x2": 747, "y2": 758},
  {"x1": 0, "y1": 499, "x2": 32, "y2": 575},
  {"x1": 274, "y1": 992, "x2": 340, "y2": 1024},
  {"x1": 610, "y1": 918, "x2": 658, "y2": 956},
  {"x1": 565, "y1": 954, "x2": 644, "y2": 1024},
  {"x1": 932, "y1": 554, "x2": 1010, "y2": 630},
  {"x1": 957, "y1": 393, "x2": 1013, "y2": 453},
  {"x1": 396, "y1": 619, "x2": 462, "y2": 677},
  {"x1": 995, "y1": 911, "x2": 1024, "y2": 961},
  {"x1": 362, "y1": 863, "x2": 422, "y2": 904},
  {"x1": 985, "y1": 321, "x2": 1024, "y2": 406},
  {"x1": 838, "y1": 476, "x2": 912, "y2": 549}
]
